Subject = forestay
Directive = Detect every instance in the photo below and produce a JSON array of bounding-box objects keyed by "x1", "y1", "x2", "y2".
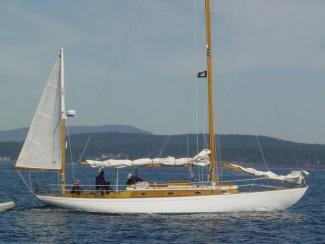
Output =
[
  {"x1": 16, "y1": 57, "x2": 63, "y2": 171},
  {"x1": 85, "y1": 149, "x2": 211, "y2": 168}
]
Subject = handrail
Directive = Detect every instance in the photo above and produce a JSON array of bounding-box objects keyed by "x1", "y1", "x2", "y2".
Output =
[
  {"x1": 44, "y1": 183, "x2": 288, "y2": 194},
  {"x1": 46, "y1": 177, "x2": 292, "y2": 189}
]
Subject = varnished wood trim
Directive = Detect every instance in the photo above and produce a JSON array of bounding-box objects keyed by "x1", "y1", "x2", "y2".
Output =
[{"x1": 62, "y1": 188, "x2": 239, "y2": 199}]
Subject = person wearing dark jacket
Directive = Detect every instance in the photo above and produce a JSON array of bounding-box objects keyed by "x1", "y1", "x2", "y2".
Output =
[
  {"x1": 96, "y1": 170, "x2": 111, "y2": 194},
  {"x1": 126, "y1": 173, "x2": 144, "y2": 185}
]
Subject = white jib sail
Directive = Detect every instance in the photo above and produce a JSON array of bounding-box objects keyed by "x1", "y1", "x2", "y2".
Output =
[
  {"x1": 85, "y1": 149, "x2": 211, "y2": 168},
  {"x1": 16, "y1": 55, "x2": 63, "y2": 170}
]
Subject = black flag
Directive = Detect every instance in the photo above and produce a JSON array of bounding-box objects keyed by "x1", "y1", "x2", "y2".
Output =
[{"x1": 197, "y1": 70, "x2": 207, "y2": 78}]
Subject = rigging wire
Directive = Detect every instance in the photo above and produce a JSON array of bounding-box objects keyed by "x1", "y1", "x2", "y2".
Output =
[
  {"x1": 158, "y1": 136, "x2": 172, "y2": 157},
  {"x1": 256, "y1": 135, "x2": 269, "y2": 171},
  {"x1": 230, "y1": 0, "x2": 298, "y2": 169},
  {"x1": 221, "y1": 1, "x2": 271, "y2": 171},
  {"x1": 216, "y1": 134, "x2": 223, "y2": 179},
  {"x1": 78, "y1": 134, "x2": 92, "y2": 162},
  {"x1": 66, "y1": 120, "x2": 75, "y2": 180},
  {"x1": 17, "y1": 171, "x2": 34, "y2": 194},
  {"x1": 139, "y1": 140, "x2": 171, "y2": 158},
  {"x1": 28, "y1": 172, "x2": 33, "y2": 191},
  {"x1": 186, "y1": 133, "x2": 195, "y2": 180},
  {"x1": 193, "y1": 0, "x2": 200, "y2": 155},
  {"x1": 57, "y1": 171, "x2": 60, "y2": 189},
  {"x1": 265, "y1": 91, "x2": 299, "y2": 163},
  {"x1": 227, "y1": 0, "x2": 299, "y2": 167},
  {"x1": 186, "y1": 134, "x2": 190, "y2": 157},
  {"x1": 193, "y1": 0, "x2": 201, "y2": 182},
  {"x1": 79, "y1": 0, "x2": 146, "y2": 160},
  {"x1": 192, "y1": 0, "x2": 208, "y2": 182}
]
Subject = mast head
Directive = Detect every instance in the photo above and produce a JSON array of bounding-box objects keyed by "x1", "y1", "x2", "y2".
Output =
[{"x1": 59, "y1": 48, "x2": 64, "y2": 58}]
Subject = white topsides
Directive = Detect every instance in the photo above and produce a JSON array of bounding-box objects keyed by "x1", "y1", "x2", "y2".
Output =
[{"x1": 37, "y1": 187, "x2": 307, "y2": 214}]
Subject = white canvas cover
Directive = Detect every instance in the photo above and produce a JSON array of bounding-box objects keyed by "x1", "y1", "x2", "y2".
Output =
[
  {"x1": 227, "y1": 163, "x2": 309, "y2": 185},
  {"x1": 85, "y1": 148, "x2": 308, "y2": 184},
  {"x1": 16, "y1": 57, "x2": 63, "y2": 170},
  {"x1": 85, "y1": 149, "x2": 211, "y2": 168}
]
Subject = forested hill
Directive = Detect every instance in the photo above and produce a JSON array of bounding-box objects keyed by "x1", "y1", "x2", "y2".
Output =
[
  {"x1": 0, "y1": 125, "x2": 152, "y2": 142},
  {"x1": 1, "y1": 132, "x2": 324, "y2": 168}
]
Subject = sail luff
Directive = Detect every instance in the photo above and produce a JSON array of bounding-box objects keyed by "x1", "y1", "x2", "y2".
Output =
[
  {"x1": 59, "y1": 48, "x2": 66, "y2": 194},
  {"x1": 60, "y1": 48, "x2": 66, "y2": 120},
  {"x1": 205, "y1": 0, "x2": 217, "y2": 182}
]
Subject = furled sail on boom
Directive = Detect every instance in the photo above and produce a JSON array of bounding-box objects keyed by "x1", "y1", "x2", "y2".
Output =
[
  {"x1": 16, "y1": 51, "x2": 64, "y2": 171},
  {"x1": 84, "y1": 148, "x2": 308, "y2": 185},
  {"x1": 223, "y1": 163, "x2": 309, "y2": 185},
  {"x1": 85, "y1": 149, "x2": 211, "y2": 168}
]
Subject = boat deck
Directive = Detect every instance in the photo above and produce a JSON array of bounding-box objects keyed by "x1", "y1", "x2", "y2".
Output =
[{"x1": 62, "y1": 182, "x2": 239, "y2": 199}]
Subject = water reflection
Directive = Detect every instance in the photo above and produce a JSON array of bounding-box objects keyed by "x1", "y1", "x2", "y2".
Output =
[{"x1": 13, "y1": 207, "x2": 71, "y2": 242}]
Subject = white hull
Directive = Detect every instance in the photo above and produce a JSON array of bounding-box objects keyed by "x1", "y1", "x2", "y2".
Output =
[
  {"x1": 36, "y1": 187, "x2": 307, "y2": 214},
  {"x1": 0, "y1": 201, "x2": 15, "y2": 212}
]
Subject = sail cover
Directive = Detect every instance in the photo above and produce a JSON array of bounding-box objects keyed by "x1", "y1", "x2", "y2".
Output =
[
  {"x1": 225, "y1": 163, "x2": 309, "y2": 185},
  {"x1": 85, "y1": 149, "x2": 211, "y2": 168},
  {"x1": 16, "y1": 58, "x2": 62, "y2": 170}
]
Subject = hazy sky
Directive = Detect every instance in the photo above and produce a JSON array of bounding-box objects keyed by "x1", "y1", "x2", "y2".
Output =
[{"x1": 0, "y1": 0, "x2": 324, "y2": 144}]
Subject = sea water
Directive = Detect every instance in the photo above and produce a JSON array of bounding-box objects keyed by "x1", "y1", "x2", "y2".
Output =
[{"x1": 0, "y1": 162, "x2": 324, "y2": 243}]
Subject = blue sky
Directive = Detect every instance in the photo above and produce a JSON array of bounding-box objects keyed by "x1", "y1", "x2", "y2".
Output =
[{"x1": 0, "y1": 0, "x2": 324, "y2": 144}]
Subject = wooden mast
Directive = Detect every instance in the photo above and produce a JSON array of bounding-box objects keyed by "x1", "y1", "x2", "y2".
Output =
[
  {"x1": 60, "y1": 119, "x2": 66, "y2": 194},
  {"x1": 205, "y1": 0, "x2": 217, "y2": 183},
  {"x1": 59, "y1": 48, "x2": 66, "y2": 194}
]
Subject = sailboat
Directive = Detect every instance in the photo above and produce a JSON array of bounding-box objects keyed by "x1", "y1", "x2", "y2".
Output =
[{"x1": 16, "y1": 0, "x2": 308, "y2": 213}]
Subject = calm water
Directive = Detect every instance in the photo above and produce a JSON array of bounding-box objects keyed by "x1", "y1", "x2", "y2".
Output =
[{"x1": 0, "y1": 162, "x2": 324, "y2": 243}]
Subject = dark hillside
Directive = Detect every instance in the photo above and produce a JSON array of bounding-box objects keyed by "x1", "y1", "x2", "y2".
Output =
[{"x1": 1, "y1": 132, "x2": 324, "y2": 168}]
